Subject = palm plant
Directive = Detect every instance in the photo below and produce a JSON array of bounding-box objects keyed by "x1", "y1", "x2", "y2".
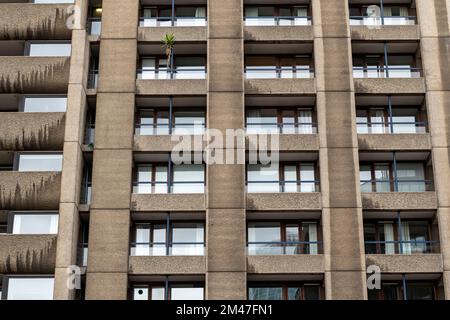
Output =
[{"x1": 162, "y1": 33, "x2": 176, "y2": 73}]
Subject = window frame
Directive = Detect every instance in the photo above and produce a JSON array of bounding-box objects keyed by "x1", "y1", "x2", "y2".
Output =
[{"x1": 247, "y1": 282, "x2": 323, "y2": 300}]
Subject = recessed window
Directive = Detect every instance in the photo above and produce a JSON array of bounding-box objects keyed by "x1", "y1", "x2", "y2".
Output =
[
  {"x1": 17, "y1": 153, "x2": 63, "y2": 172},
  {"x1": 248, "y1": 283, "x2": 321, "y2": 300},
  {"x1": 6, "y1": 278, "x2": 54, "y2": 300},
  {"x1": 23, "y1": 96, "x2": 67, "y2": 113},
  {"x1": 12, "y1": 213, "x2": 59, "y2": 235},
  {"x1": 27, "y1": 42, "x2": 71, "y2": 57},
  {"x1": 132, "y1": 284, "x2": 204, "y2": 300}
]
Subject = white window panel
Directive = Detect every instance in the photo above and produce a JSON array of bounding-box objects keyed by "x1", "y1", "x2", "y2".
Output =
[
  {"x1": 23, "y1": 97, "x2": 67, "y2": 112},
  {"x1": 28, "y1": 43, "x2": 71, "y2": 57},
  {"x1": 171, "y1": 287, "x2": 204, "y2": 300},
  {"x1": 12, "y1": 214, "x2": 59, "y2": 235},
  {"x1": 7, "y1": 278, "x2": 54, "y2": 300},
  {"x1": 18, "y1": 154, "x2": 63, "y2": 172}
]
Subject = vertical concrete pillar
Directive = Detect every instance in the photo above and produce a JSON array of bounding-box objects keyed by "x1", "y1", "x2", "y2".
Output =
[
  {"x1": 54, "y1": 0, "x2": 89, "y2": 300},
  {"x1": 84, "y1": 0, "x2": 138, "y2": 300},
  {"x1": 416, "y1": 0, "x2": 450, "y2": 299},
  {"x1": 312, "y1": 0, "x2": 367, "y2": 299},
  {"x1": 206, "y1": 0, "x2": 247, "y2": 300}
]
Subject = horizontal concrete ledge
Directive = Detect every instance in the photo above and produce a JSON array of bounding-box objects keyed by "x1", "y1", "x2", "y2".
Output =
[
  {"x1": 351, "y1": 25, "x2": 420, "y2": 41},
  {"x1": 138, "y1": 27, "x2": 206, "y2": 42},
  {"x1": 247, "y1": 255, "x2": 324, "y2": 274},
  {"x1": 358, "y1": 134, "x2": 432, "y2": 151},
  {"x1": 136, "y1": 79, "x2": 206, "y2": 95},
  {"x1": 131, "y1": 193, "x2": 206, "y2": 211},
  {"x1": 134, "y1": 135, "x2": 205, "y2": 152},
  {"x1": 0, "y1": 3, "x2": 72, "y2": 40},
  {"x1": 0, "y1": 56, "x2": 70, "y2": 93},
  {"x1": 354, "y1": 78, "x2": 426, "y2": 94},
  {"x1": 245, "y1": 78, "x2": 316, "y2": 95},
  {"x1": 244, "y1": 26, "x2": 313, "y2": 41},
  {"x1": 0, "y1": 234, "x2": 57, "y2": 274},
  {"x1": 129, "y1": 256, "x2": 206, "y2": 275},
  {"x1": 365, "y1": 254, "x2": 443, "y2": 273},
  {"x1": 362, "y1": 192, "x2": 438, "y2": 210},
  {"x1": 247, "y1": 193, "x2": 322, "y2": 211},
  {"x1": 0, "y1": 112, "x2": 65, "y2": 150},
  {"x1": 0, "y1": 171, "x2": 61, "y2": 210},
  {"x1": 246, "y1": 134, "x2": 319, "y2": 151}
]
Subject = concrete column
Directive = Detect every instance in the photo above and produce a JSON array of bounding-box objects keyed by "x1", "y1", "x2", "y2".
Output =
[
  {"x1": 416, "y1": 0, "x2": 450, "y2": 299},
  {"x1": 54, "y1": 0, "x2": 89, "y2": 300},
  {"x1": 206, "y1": 0, "x2": 247, "y2": 300},
  {"x1": 313, "y1": 0, "x2": 367, "y2": 299},
  {"x1": 84, "y1": 0, "x2": 138, "y2": 300}
]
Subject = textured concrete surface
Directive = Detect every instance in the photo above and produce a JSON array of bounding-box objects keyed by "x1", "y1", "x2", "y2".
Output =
[
  {"x1": 129, "y1": 256, "x2": 206, "y2": 275},
  {"x1": 134, "y1": 135, "x2": 205, "y2": 152},
  {"x1": 247, "y1": 193, "x2": 322, "y2": 211},
  {"x1": 354, "y1": 78, "x2": 426, "y2": 94},
  {"x1": 136, "y1": 79, "x2": 207, "y2": 95},
  {"x1": 351, "y1": 25, "x2": 420, "y2": 41},
  {"x1": 245, "y1": 78, "x2": 316, "y2": 95},
  {"x1": 131, "y1": 194, "x2": 206, "y2": 211},
  {"x1": 358, "y1": 134, "x2": 432, "y2": 151},
  {"x1": 244, "y1": 26, "x2": 313, "y2": 41},
  {"x1": 246, "y1": 134, "x2": 319, "y2": 151},
  {"x1": 362, "y1": 192, "x2": 438, "y2": 210},
  {"x1": 247, "y1": 255, "x2": 325, "y2": 274},
  {"x1": 138, "y1": 27, "x2": 206, "y2": 42},
  {"x1": 366, "y1": 254, "x2": 443, "y2": 273}
]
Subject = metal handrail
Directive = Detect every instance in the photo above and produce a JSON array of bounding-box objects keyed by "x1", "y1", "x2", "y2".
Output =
[
  {"x1": 244, "y1": 15, "x2": 312, "y2": 26},
  {"x1": 245, "y1": 66, "x2": 314, "y2": 72},
  {"x1": 131, "y1": 241, "x2": 205, "y2": 246},
  {"x1": 247, "y1": 241, "x2": 321, "y2": 245},
  {"x1": 139, "y1": 16, "x2": 207, "y2": 21},
  {"x1": 246, "y1": 180, "x2": 319, "y2": 184}
]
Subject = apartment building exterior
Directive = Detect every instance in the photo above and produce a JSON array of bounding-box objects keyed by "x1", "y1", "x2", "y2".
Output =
[{"x1": 0, "y1": 0, "x2": 449, "y2": 301}]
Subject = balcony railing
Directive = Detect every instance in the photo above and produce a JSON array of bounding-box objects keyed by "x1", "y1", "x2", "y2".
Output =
[
  {"x1": 244, "y1": 16, "x2": 312, "y2": 26},
  {"x1": 130, "y1": 242, "x2": 205, "y2": 256},
  {"x1": 133, "y1": 181, "x2": 205, "y2": 194},
  {"x1": 77, "y1": 243, "x2": 88, "y2": 267},
  {"x1": 247, "y1": 241, "x2": 322, "y2": 255},
  {"x1": 365, "y1": 240, "x2": 440, "y2": 254},
  {"x1": 87, "y1": 17, "x2": 102, "y2": 35},
  {"x1": 360, "y1": 179, "x2": 434, "y2": 192},
  {"x1": 135, "y1": 123, "x2": 206, "y2": 136},
  {"x1": 353, "y1": 66, "x2": 422, "y2": 78},
  {"x1": 246, "y1": 122, "x2": 317, "y2": 134},
  {"x1": 357, "y1": 121, "x2": 427, "y2": 134},
  {"x1": 246, "y1": 180, "x2": 320, "y2": 193},
  {"x1": 245, "y1": 66, "x2": 314, "y2": 79},
  {"x1": 350, "y1": 16, "x2": 416, "y2": 26},
  {"x1": 87, "y1": 69, "x2": 99, "y2": 88},
  {"x1": 137, "y1": 67, "x2": 206, "y2": 80},
  {"x1": 139, "y1": 16, "x2": 207, "y2": 27}
]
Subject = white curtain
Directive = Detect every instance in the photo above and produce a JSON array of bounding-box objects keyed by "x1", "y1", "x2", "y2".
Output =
[
  {"x1": 308, "y1": 223, "x2": 318, "y2": 255},
  {"x1": 384, "y1": 223, "x2": 395, "y2": 254},
  {"x1": 137, "y1": 166, "x2": 152, "y2": 194},
  {"x1": 195, "y1": 7, "x2": 206, "y2": 18},
  {"x1": 371, "y1": 109, "x2": 386, "y2": 133},
  {"x1": 401, "y1": 222, "x2": 412, "y2": 254},
  {"x1": 298, "y1": 110, "x2": 313, "y2": 134}
]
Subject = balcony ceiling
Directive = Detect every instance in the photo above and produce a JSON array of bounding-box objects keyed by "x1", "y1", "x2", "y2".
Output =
[
  {"x1": 246, "y1": 95, "x2": 316, "y2": 107},
  {"x1": 135, "y1": 95, "x2": 206, "y2": 108},
  {"x1": 355, "y1": 95, "x2": 425, "y2": 106},
  {"x1": 138, "y1": 42, "x2": 206, "y2": 55},
  {"x1": 245, "y1": 42, "x2": 313, "y2": 55},
  {"x1": 359, "y1": 151, "x2": 430, "y2": 161},
  {"x1": 352, "y1": 41, "x2": 419, "y2": 54}
]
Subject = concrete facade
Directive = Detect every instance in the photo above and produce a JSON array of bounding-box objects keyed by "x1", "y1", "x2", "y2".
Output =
[{"x1": 0, "y1": 0, "x2": 450, "y2": 301}]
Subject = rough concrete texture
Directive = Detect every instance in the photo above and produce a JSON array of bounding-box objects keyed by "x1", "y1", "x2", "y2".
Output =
[
  {"x1": 325, "y1": 270, "x2": 368, "y2": 300},
  {"x1": 354, "y1": 78, "x2": 426, "y2": 94},
  {"x1": 206, "y1": 272, "x2": 247, "y2": 300},
  {"x1": 247, "y1": 255, "x2": 325, "y2": 274},
  {"x1": 207, "y1": 164, "x2": 245, "y2": 209},
  {"x1": 0, "y1": 172, "x2": 61, "y2": 210},
  {"x1": 362, "y1": 192, "x2": 438, "y2": 210},
  {"x1": 245, "y1": 79, "x2": 316, "y2": 95},
  {"x1": 136, "y1": 79, "x2": 207, "y2": 95},
  {"x1": 358, "y1": 134, "x2": 432, "y2": 151},
  {"x1": 85, "y1": 272, "x2": 128, "y2": 300},
  {"x1": 0, "y1": 57, "x2": 70, "y2": 93},
  {"x1": 134, "y1": 135, "x2": 205, "y2": 152},
  {"x1": 131, "y1": 194, "x2": 206, "y2": 212},
  {"x1": 129, "y1": 256, "x2": 206, "y2": 275},
  {"x1": 138, "y1": 27, "x2": 207, "y2": 42},
  {"x1": 246, "y1": 193, "x2": 322, "y2": 211},
  {"x1": 0, "y1": 4, "x2": 71, "y2": 40},
  {"x1": 351, "y1": 25, "x2": 420, "y2": 41},
  {"x1": 366, "y1": 254, "x2": 443, "y2": 273},
  {"x1": 0, "y1": 112, "x2": 65, "y2": 150},
  {"x1": 244, "y1": 26, "x2": 313, "y2": 41},
  {"x1": 0, "y1": 234, "x2": 57, "y2": 274}
]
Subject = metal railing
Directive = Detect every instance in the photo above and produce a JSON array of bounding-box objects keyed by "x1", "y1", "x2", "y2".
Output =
[
  {"x1": 365, "y1": 240, "x2": 440, "y2": 254},
  {"x1": 246, "y1": 180, "x2": 320, "y2": 193},
  {"x1": 356, "y1": 121, "x2": 427, "y2": 134},
  {"x1": 360, "y1": 179, "x2": 434, "y2": 192},
  {"x1": 87, "y1": 17, "x2": 102, "y2": 35},
  {"x1": 135, "y1": 123, "x2": 206, "y2": 135},
  {"x1": 247, "y1": 241, "x2": 322, "y2": 255},
  {"x1": 349, "y1": 16, "x2": 416, "y2": 26},
  {"x1": 137, "y1": 67, "x2": 207, "y2": 80},
  {"x1": 87, "y1": 69, "x2": 99, "y2": 88},
  {"x1": 246, "y1": 122, "x2": 318, "y2": 134},
  {"x1": 244, "y1": 16, "x2": 312, "y2": 26},
  {"x1": 245, "y1": 66, "x2": 314, "y2": 79},
  {"x1": 353, "y1": 66, "x2": 422, "y2": 78},
  {"x1": 133, "y1": 181, "x2": 205, "y2": 194},
  {"x1": 130, "y1": 242, "x2": 205, "y2": 256},
  {"x1": 139, "y1": 16, "x2": 207, "y2": 27}
]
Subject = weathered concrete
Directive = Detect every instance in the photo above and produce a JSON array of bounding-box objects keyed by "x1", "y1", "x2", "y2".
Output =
[
  {"x1": 362, "y1": 192, "x2": 438, "y2": 210},
  {"x1": 129, "y1": 256, "x2": 206, "y2": 275},
  {"x1": 246, "y1": 193, "x2": 322, "y2": 211},
  {"x1": 354, "y1": 78, "x2": 426, "y2": 94},
  {"x1": 366, "y1": 254, "x2": 443, "y2": 274},
  {"x1": 131, "y1": 194, "x2": 206, "y2": 212},
  {"x1": 247, "y1": 255, "x2": 325, "y2": 274},
  {"x1": 351, "y1": 25, "x2": 420, "y2": 41},
  {"x1": 245, "y1": 78, "x2": 316, "y2": 95},
  {"x1": 136, "y1": 79, "x2": 207, "y2": 95},
  {"x1": 244, "y1": 26, "x2": 313, "y2": 41},
  {"x1": 138, "y1": 27, "x2": 206, "y2": 42},
  {"x1": 358, "y1": 134, "x2": 432, "y2": 151}
]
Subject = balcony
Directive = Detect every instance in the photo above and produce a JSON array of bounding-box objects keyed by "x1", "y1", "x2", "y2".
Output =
[
  {"x1": 0, "y1": 3, "x2": 72, "y2": 40},
  {"x1": 247, "y1": 255, "x2": 324, "y2": 274},
  {"x1": 0, "y1": 171, "x2": 61, "y2": 210},
  {"x1": 0, "y1": 56, "x2": 70, "y2": 93},
  {"x1": 0, "y1": 234, "x2": 57, "y2": 274},
  {"x1": 129, "y1": 256, "x2": 205, "y2": 275}
]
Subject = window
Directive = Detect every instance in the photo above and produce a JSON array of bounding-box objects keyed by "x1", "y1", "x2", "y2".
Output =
[
  {"x1": 139, "y1": 56, "x2": 206, "y2": 79},
  {"x1": 357, "y1": 107, "x2": 426, "y2": 134},
  {"x1": 247, "y1": 163, "x2": 318, "y2": 193},
  {"x1": 353, "y1": 53, "x2": 420, "y2": 78},
  {"x1": 134, "y1": 163, "x2": 205, "y2": 194},
  {"x1": 248, "y1": 283, "x2": 321, "y2": 300},
  {"x1": 132, "y1": 284, "x2": 204, "y2": 300},
  {"x1": 364, "y1": 220, "x2": 436, "y2": 254},
  {"x1": 247, "y1": 221, "x2": 319, "y2": 255},
  {"x1": 244, "y1": 6, "x2": 310, "y2": 26},
  {"x1": 141, "y1": 6, "x2": 207, "y2": 27},
  {"x1": 11, "y1": 213, "x2": 59, "y2": 235},
  {"x1": 245, "y1": 55, "x2": 313, "y2": 79},
  {"x1": 368, "y1": 281, "x2": 437, "y2": 300},
  {"x1": 27, "y1": 42, "x2": 71, "y2": 57},
  {"x1": 136, "y1": 108, "x2": 205, "y2": 135},
  {"x1": 131, "y1": 221, "x2": 205, "y2": 256},
  {"x1": 88, "y1": 7, "x2": 102, "y2": 35},
  {"x1": 6, "y1": 278, "x2": 54, "y2": 300},
  {"x1": 349, "y1": 5, "x2": 415, "y2": 25},
  {"x1": 22, "y1": 96, "x2": 67, "y2": 112},
  {"x1": 246, "y1": 108, "x2": 315, "y2": 134},
  {"x1": 17, "y1": 153, "x2": 63, "y2": 172}
]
